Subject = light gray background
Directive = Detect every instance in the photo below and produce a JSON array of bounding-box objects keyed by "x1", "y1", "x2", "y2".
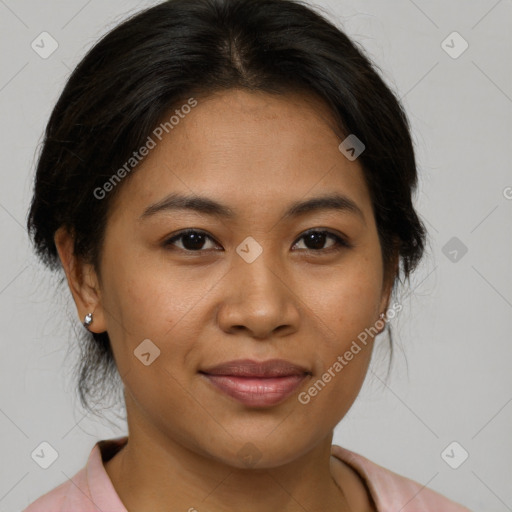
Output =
[{"x1": 1, "y1": 1, "x2": 511, "y2": 511}]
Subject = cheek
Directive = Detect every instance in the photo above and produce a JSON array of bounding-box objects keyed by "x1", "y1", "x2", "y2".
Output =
[
  {"x1": 298, "y1": 253, "x2": 382, "y2": 403},
  {"x1": 306, "y1": 256, "x2": 383, "y2": 343},
  {"x1": 101, "y1": 248, "x2": 192, "y2": 334},
  {"x1": 297, "y1": 274, "x2": 380, "y2": 423},
  {"x1": 99, "y1": 252, "x2": 217, "y2": 383},
  {"x1": 296, "y1": 351, "x2": 372, "y2": 437}
]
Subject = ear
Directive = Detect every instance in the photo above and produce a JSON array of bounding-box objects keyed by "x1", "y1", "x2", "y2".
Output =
[
  {"x1": 54, "y1": 226, "x2": 107, "y2": 333},
  {"x1": 378, "y1": 242, "x2": 400, "y2": 319}
]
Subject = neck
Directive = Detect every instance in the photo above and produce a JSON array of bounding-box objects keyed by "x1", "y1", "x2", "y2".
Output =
[{"x1": 103, "y1": 397, "x2": 371, "y2": 512}]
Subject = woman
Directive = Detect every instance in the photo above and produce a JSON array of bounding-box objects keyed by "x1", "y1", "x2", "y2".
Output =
[{"x1": 24, "y1": 0, "x2": 471, "y2": 510}]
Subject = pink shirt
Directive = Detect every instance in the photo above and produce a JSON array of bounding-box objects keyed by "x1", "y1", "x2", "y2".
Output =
[{"x1": 23, "y1": 436, "x2": 472, "y2": 511}]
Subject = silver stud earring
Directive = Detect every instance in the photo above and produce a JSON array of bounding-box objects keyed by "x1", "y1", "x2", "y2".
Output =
[
  {"x1": 379, "y1": 312, "x2": 387, "y2": 322},
  {"x1": 83, "y1": 313, "x2": 93, "y2": 329}
]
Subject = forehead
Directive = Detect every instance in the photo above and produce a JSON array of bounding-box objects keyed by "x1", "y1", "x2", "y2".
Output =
[{"x1": 109, "y1": 89, "x2": 373, "y2": 222}]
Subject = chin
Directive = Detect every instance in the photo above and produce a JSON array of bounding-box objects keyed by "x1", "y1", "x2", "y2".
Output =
[{"x1": 200, "y1": 430, "x2": 323, "y2": 470}]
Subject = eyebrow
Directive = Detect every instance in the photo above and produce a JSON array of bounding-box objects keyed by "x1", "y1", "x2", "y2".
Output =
[{"x1": 139, "y1": 192, "x2": 366, "y2": 224}]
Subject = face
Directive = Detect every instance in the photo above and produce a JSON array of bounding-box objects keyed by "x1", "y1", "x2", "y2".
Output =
[{"x1": 87, "y1": 89, "x2": 393, "y2": 468}]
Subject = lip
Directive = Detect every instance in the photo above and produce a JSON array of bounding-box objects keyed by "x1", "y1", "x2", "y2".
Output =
[{"x1": 200, "y1": 359, "x2": 311, "y2": 407}]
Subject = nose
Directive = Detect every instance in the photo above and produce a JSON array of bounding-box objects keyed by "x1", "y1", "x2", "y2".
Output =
[{"x1": 216, "y1": 250, "x2": 301, "y2": 340}]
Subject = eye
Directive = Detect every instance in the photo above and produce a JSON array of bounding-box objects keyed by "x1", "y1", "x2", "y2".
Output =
[
  {"x1": 292, "y1": 229, "x2": 350, "y2": 253},
  {"x1": 163, "y1": 229, "x2": 220, "y2": 252},
  {"x1": 163, "y1": 228, "x2": 351, "y2": 253}
]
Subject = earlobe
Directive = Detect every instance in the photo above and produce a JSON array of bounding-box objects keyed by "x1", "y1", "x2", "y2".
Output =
[
  {"x1": 54, "y1": 227, "x2": 107, "y2": 333},
  {"x1": 378, "y1": 248, "x2": 399, "y2": 326},
  {"x1": 379, "y1": 282, "x2": 393, "y2": 320}
]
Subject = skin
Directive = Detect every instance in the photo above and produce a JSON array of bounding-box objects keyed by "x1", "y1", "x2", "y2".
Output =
[{"x1": 55, "y1": 88, "x2": 398, "y2": 512}]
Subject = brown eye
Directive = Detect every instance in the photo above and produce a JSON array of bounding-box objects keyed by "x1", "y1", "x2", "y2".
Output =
[
  {"x1": 164, "y1": 229, "x2": 219, "y2": 251},
  {"x1": 163, "y1": 228, "x2": 350, "y2": 254},
  {"x1": 292, "y1": 229, "x2": 350, "y2": 252}
]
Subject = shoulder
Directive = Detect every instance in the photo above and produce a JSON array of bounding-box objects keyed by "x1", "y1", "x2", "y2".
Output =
[
  {"x1": 22, "y1": 468, "x2": 87, "y2": 512},
  {"x1": 331, "y1": 444, "x2": 473, "y2": 512},
  {"x1": 22, "y1": 437, "x2": 128, "y2": 512}
]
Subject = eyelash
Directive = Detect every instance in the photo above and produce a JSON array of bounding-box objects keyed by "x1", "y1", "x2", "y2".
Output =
[{"x1": 162, "y1": 228, "x2": 351, "y2": 254}]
